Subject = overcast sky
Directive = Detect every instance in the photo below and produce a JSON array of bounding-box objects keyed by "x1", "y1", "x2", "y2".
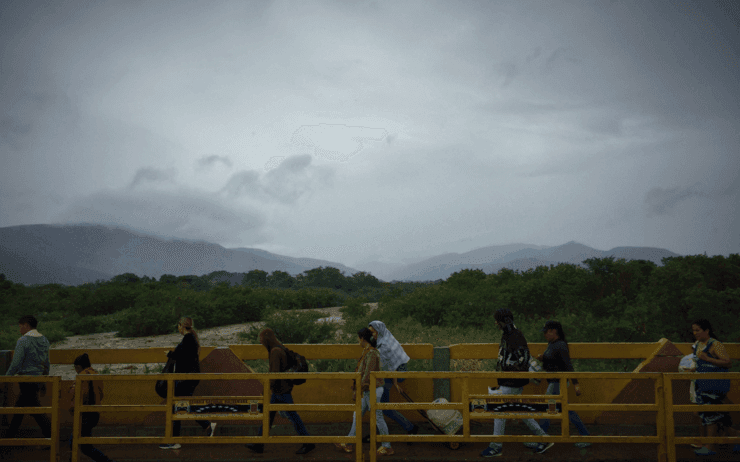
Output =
[{"x1": 1, "y1": 0, "x2": 738, "y2": 268}]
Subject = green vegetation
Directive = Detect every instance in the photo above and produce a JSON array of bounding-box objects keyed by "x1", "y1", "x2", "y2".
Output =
[{"x1": 1, "y1": 255, "x2": 739, "y2": 376}]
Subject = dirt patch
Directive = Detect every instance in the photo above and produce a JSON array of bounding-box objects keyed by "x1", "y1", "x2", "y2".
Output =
[{"x1": 49, "y1": 303, "x2": 377, "y2": 380}]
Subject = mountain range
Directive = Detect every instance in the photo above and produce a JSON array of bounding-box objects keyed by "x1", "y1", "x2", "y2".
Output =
[{"x1": 0, "y1": 224, "x2": 681, "y2": 286}]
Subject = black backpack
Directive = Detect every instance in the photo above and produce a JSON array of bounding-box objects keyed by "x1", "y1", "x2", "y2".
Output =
[{"x1": 279, "y1": 346, "x2": 308, "y2": 385}]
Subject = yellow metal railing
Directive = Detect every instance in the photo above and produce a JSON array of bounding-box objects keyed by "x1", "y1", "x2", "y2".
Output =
[
  {"x1": 70, "y1": 372, "x2": 364, "y2": 462},
  {"x1": 0, "y1": 376, "x2": 61, "y2": 462},
  {"x1": 369, "y1": 371, "x2": 667, "y2": 462},
  {"x1": 662, "y1": 372, "x2": 740, "y2": 462}
]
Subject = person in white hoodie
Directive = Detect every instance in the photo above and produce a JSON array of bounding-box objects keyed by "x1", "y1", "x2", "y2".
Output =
[
  {"x1": 4, "y1": 315, "x2": 52, "y2": 440},
  {"x1": 367, "y1": 321, "x2": 419, "y2": 443}
]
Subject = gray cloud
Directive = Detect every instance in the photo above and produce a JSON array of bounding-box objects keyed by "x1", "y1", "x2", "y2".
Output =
[
  {"x1": 644, "y1": 184, "x2": 705, "y2": 217},
  {"x1": 264, "y1": 156, "x2": 286, "y2": 171},
  {"x1": 290, "y1": 124, "x2": 388, "y2": 162},
  {"x1": 221, "y1": 155, "x2": 333, "y2": 204},
  {"x1": 196, "y1": 155, "x2": 233, "y2": 169},
  {"x1": 52, "y1": 188, "x2": 266, "y2": 245},
  {"x1": 129, "y1": 167, "x2": 177, "y2": 189}
]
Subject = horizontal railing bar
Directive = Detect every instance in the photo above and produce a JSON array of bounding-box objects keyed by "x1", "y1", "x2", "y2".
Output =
[
  {"x1": 0, "y1": 377, "x2": 60, "y2": 382},
  {"x1": 78, "y1": 405, "x2": 167, "y2": 412},
  {"x1": 375, "y1": 403, "x2": 463, "y2": 410},
  {"x1": 674, "y1": 437, "x2": 740, "y2": 443},
  {"x1": 370, "y1": 372, "x2": 665, "y2": 378},
  {"x1": 568, "y1": 404, "x2": 659, "y2": 411},
  {"x1": 1, "y1": 438, "x2": 52, "y2": 446},
  {"x1": 671, "y1": 404, "x2": 740, "y2": 412},
  {"x1": 469, "y1": 413, "x2": 562, "y2": 419},
  {"x1": 78, "y1": 436, "x2": 361, "y2": 444},
  {"x1": 468, "y1": 394, "x2": 562, "y2": 399},
  {"x1": 262, "y1": 404, "x2": 357, "y2": 412},
  {"x1": 377, "y1": 435, "x2": 662, "y2": 443},
  {"x1": 0, "y1": 407, "x2": 53, "y2": 414},
  {"x1": 172, "y1": 415, "x2": 264, "y2": 420},
  {"x1": 169, "y1": 396, "x2": 264, "y2": 401}
]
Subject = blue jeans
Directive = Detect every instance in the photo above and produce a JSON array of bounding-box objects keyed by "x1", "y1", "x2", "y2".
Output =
[
  {"x1": 539, "y1": 382, "x2": 590, "y2": 436},
  {"x1": 381, "y1": 363, "x2": 414, "y2": 432},
  {"x1": 487, "y1": 386, "x2": 547, "y2": 450},
  {"x1": 348, "y1": 387, "x2": 391, "y2": 449},
  {"x1": 258, "y1": 393, "x2": 310, "y2": 437}
]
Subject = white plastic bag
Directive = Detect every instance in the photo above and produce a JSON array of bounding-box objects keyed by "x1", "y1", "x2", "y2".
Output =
[
  {"x1": 678, "y1": 355, "x2": 697, "y2": 403},
  {"x1": 679, "y1": 354, "x2": 697, "y2": 372}
]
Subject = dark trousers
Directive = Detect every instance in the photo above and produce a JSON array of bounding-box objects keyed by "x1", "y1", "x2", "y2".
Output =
[
  {"x1": 172, "y1": 381, "x2": 211, "y2": 436},
  {"x1": 5, "y1": 383, "x2": 51, "y2": 439},
  {"x1": 67, "y1": 413, "x2": 112, "y2": 462},
  {"x1": 257, "y1": 393, "x2": 310, "y2": 438}
]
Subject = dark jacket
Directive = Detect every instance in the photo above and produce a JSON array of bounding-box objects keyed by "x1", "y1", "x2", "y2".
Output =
[
  {"x1": 261, "y1": 334, "x2": 294, "y2": 395},
  {"x1": 496, "y1": 324, "x2": 531, "y2": 388},
  {"x1": 542, "y1": 339, "x2": 578, "y2": 385},
  {"x1": 167, "y1": 333, "x2": 200, "y2": 374}
]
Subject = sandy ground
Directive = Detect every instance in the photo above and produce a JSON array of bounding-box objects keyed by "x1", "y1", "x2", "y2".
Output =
[{"x1": 49, "y1": 303, "x2": 377, "y2": 380}]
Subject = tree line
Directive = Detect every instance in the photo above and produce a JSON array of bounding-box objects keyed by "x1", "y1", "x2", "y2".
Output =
[{"x1": 1, "y1": 254, "x2": 738, "y2": 349}]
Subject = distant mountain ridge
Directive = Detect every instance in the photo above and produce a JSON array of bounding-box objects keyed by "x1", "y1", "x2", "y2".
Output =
[
  {"x1": 0, "y1": 224, "x2": 681, "y2": 286},
  {"x1": 374, "y1": 240, "x2": 680, "y2": 281},
  {"x1": 0, "y1": 224, "x2": 359, "y2": 286}
]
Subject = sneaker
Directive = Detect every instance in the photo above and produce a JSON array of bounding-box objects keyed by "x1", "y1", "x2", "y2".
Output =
[
  {"x1": 574, "y1": 442, "x2": 592, "y2": 448},
  {"x1": 533, "y1": 442, "x2": 554, "y2": 454},
  {"x1": 206, "y1": 422, "x2": 217, "y2": 437},
  {"x1": 159, "y1": 443, "x2": 181, "y2": 449},
  {"x1": 694, "y1": 447, "x2": 717, "y2": 456},
  {"x1": 523, "y1": 442, "x2": 539, "y2": 449},
  {"x1": 407, "y1": 424, "x2": 419, "y2": 445},
  {"x1": 377, "y1": 446, "x2": 394, "y2": 456},
  {"x1": 245, "y1": 443, "x2": 264, "y2": 454},
  {"x1": 480, "y1": 446, "x2": 503, "y2": 457},
  {"x1": 295, "y1": 443, "x2": 316, "y2": 455}
]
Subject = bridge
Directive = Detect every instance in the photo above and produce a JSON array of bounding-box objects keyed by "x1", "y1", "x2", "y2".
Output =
[{"x1": 1, "y1": 339, "x2": 738, "y2": 461}]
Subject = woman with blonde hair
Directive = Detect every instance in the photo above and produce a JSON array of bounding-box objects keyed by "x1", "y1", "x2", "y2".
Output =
[{"x1": 159, "y1": 317, "x2": 216, "y2": 450}]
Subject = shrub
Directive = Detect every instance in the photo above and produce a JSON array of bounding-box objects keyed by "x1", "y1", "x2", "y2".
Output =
[{"x1": 238, "y1": 307, "x2": 339, "y2": 345}]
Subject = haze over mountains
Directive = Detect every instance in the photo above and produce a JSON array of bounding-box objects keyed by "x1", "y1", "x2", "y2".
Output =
[{"x1": 0, "y1": 224, "x2": 681, "y2": 286}]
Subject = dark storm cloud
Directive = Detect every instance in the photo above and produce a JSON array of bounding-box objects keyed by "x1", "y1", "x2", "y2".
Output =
[
  {"x1": 196, "y1": 155, "x2": 233, "y2": 169},
  {"x1": 128, "y1": 167, "x2": 177, "y2": 189},
  {"x1": 644, "y1": 184, "x2": 705, "y2": 217}
]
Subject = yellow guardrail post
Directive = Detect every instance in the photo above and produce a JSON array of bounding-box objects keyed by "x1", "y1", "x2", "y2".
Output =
[
  {"x1": 663, "y1": 373, "x2": 677, "y2": 462},
  {"x1": 0, "y1": 376, "x2": 61, "y2": 462},
  {"x1": 52, "y1": 376, "x2": 60, "y2": 462},
  {"x1": 655, "y1": 374, "x2": 667, "y2": 462},
  {"x1": 355, "y1": 373, "x2": 362, "y2": 462},
  {"x1": 261, "y1": 377, "x2": 269, "y2": 446},
  {"x1": 559, "y1": 376, "x2": 569, "y2": 441},
  {"x1": 462, "y1": 375, "x2": 470, "y2": 441}
]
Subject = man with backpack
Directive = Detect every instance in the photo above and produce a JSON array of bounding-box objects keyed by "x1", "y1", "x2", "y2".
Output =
[
  {"x1": 246, "y1": 328, "x2": 315, "y2": 455},
  {"x1": 480, "y1": 309, "x2": 553, "y2": 457}
]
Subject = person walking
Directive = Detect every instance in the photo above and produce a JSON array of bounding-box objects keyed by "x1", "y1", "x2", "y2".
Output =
[
  {"x1": 690, "y1": 319, "x2": 739, "y2": 456},
  {"x1": 159, "y1": 317, "x2": 215, "y2": 450},
  {"x1": 480, "y1": 309, "x2": 553, "y2": 458},
  {"x1": 367, "y1": 321, "x2": 419, "y2": 443},
  {"x1": 534, "y1": 320, "x2": 591, "y2": 449},
  {"x1": 335, "y1": 328, "x2": 393, "y2": 456},
  {"x1": 246, "y1": 328, "x2": 315, "y2": 455},
  {"x1": 3, "y1": 315, "x2": 52, "y2": 441},
  {"x1": 68, "y1": 353, "x2": 116, "y2": 462}
]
